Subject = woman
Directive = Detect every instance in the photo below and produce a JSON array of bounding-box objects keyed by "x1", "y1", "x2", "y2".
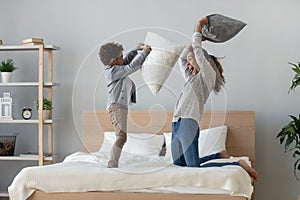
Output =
[{"x1": 171, "y1": 17, "x2": 258, "y2": 181}]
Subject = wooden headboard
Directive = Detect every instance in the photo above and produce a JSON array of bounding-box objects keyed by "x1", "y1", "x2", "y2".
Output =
[{"x1": 82, "y1": 110, "x2": 255, "y2": 166}]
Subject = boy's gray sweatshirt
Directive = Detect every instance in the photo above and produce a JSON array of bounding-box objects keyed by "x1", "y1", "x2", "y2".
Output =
[{"x1": 104, "y1": 49, "x2": 149, "y2": 108}]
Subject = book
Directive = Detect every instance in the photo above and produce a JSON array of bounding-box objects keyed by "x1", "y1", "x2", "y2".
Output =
[
  {"x1": 0, "y1": 40, "x2": 2, "y2": 45},
  {"x1": 19, "y1": 152, "x2": 52, "y2": 157},
  {"x1": 22, "y1": 42, "x2": 44, "y2": 46},
  {"x1": 22, "y1": 38, "x2": 44, "y2": 44}
]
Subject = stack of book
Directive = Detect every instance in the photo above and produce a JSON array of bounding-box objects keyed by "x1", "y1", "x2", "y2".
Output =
[{"x1": 22, "y1": 38, "x2": 44, "y2": 46}]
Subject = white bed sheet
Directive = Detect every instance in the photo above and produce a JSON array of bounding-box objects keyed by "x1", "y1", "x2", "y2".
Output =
[{"x1": 8, "y1": 151, "x2": 253, "y2": 200}]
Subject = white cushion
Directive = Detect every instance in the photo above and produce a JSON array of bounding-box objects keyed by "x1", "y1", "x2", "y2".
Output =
[
  {"x1": 163, "y1": 125, "x2": 228, "y2": 161},
  {"x1": 141, "y1": 32, "x2": 184, "y2": 95},
  {"x1": 99, "y1": 132, "x2": 165, "y2": 156},
  {"x1": 198, "y1": 125, "x2": 227, "y2": 157},
  {"x1": 163, "y1": 132, "x2": 173, "y2": 162}
]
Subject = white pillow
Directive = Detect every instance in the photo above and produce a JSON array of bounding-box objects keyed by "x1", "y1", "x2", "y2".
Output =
[
  {"x1": 99, "y1": 132, "x2": 165, "y2": 156},
  {"x1": 141, "y1": 32, "x2": 185, "y2": 95},
  {"x1": 163, "y1": 125, "x2": 228, "y2": 160},
  {"x1": 98, "y1": 132, "x2": 115, "y2": 153},
  {"x1": 163, "y1": 132, "x2": 172, "y2": 160},
  {"x1": 199, "y1": 125, "x2": 227, "y2": 157}
]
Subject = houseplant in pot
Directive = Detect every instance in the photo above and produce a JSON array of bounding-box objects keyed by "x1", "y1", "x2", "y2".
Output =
[
  {"x1": 0, "y1": 59, "x2": 18, "y2": 83},
  {"x1": 277, "y1": 61, "x2": 300, "y2": 180},
  {"x1": 288, "y1": 62, "x2": 300, "y2": 93},
  {"x1": 34, "y1": 98, "x2": 52, "y2": 120}
]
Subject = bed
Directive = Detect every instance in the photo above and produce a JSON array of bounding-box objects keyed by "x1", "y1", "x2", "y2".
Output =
[{"x1": 9, "y1": 110, "x2": 255, "y2": 200}]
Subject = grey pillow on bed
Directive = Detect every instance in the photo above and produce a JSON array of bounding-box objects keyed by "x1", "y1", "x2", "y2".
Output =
[{"x1": 201, "y1": 14, "x2": 247, "y2": 43}]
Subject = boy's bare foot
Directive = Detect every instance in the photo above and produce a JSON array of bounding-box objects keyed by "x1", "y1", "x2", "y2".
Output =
[
  {"x1": 238, "y1": 160, "x2": 258, "y2": 181},
  {"x1": 107, "y1": 161, "x2": 118, "y2": 168},
  {"x1": 220, "y1": 150, "x2": 230, "y2": 159}
]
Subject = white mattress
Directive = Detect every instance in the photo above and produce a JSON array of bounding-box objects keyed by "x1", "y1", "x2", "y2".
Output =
[{"x1": 8, "y1": 151, "x2": 253, "y2": 200}]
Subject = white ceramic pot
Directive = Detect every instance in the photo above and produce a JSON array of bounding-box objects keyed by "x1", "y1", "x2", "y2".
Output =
[{"x1": 1, "y1": 72, "x2": 12, "y2": 83}]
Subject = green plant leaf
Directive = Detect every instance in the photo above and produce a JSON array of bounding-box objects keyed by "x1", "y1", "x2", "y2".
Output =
[
  {"x1": 285, "y1": 136, "x2": 294, "y2": 151},
  {"x1": 294, "y1": 159, "x2": 300, "y2": 180},
  {"x1": 34, "y1": 98, "x2": 52, "y2": 110},
  {"x1": 279, "y1": 135, "x2": 286, "y2": 144},
  {"x1": 289, "y1": 115, "x2": 298, "y2": 121},
  {"x1": 278, "y1": 125, "x2": 295, "y2": 136},
  {"x1": 292, "y1": 67, "x2": 300, "y2": 74},
  {"x1": 0, "y1": 59, "x2": 18, "y2": 72},
  {"x1": 289, "y1": 115, "x2": 300, "y2": 130},
  {"x1": 288, "y1": 62, "x2": 298, "y2": 68},
  {"x1": 293, "y1": 150, "x2": 300, "y2": 158},
  {"x1": 288, "y1": 61, "x2": 300, "y2": 93}
]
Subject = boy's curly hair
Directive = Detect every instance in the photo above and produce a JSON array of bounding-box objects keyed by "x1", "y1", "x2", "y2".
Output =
[{"x1": 99, "y1": 42, "x2": 124, "y2": 65}]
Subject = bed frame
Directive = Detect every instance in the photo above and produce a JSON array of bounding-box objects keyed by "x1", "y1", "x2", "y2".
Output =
[{"x1": 28, "y1": 110, "x2": 255, "y2": 200}]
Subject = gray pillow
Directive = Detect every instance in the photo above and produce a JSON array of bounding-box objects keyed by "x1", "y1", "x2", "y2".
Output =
[{"x1": 201, "y1": 14, "x2": 247, "y2": 43}]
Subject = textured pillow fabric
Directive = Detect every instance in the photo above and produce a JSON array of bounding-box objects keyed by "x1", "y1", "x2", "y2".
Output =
[
  {"x1": 198, "y1": 125, "x2": 228, "y2": 157},
  {"x1": 141, "y1": 32, "x2": 185, "y2": 95},
  {"x1": 164, "y1": 125, "x2": 228, "y2": 161},
  {"x1": 99, "y1": 132, "x2": 165, "y2": 156},
  {"x1": 201, "y1": 14, "x2": 246, "y2": 43}
]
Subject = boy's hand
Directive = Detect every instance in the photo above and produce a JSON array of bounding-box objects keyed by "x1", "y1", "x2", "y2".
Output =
[
  {"x1": 143, "y1": 44, "x2": 152, "y2": 52},
  {"x1": 137, "y1": 43, "x2": 145, "y2": 50}
]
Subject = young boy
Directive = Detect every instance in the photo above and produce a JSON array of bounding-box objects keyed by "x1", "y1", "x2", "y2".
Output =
[{"x1": 99, "y1": 42, "x2": 151, "y2": 168}]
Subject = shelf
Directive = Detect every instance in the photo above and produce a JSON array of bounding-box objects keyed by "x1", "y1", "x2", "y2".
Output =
[
  {"x1": 0, "y1": 45, "x2": 60, "y2": 51},
  {"x1": 0, "y1": 119, "x2": 55, "y2": 124},
  {"x1": 0, "y1": 156, "x2": 53, "y2": 161},
  {"x1": 0, "y1": 44, "x2": 59, "y2": 167},
  {"x1": 0, "y1": 82, "x2": 60, "y2": 87},
  {"x1": 0, "y1": 191, "x2": 9, "y2": 197}
]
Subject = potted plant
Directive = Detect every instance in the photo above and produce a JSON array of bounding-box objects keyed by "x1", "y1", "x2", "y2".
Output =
[
  {"x1": 34, "y1": 98, "x2": 52, "y2": 119},
  {"x1": 0, "y1": 59, "x2": 18, "y2": 83},
  {"x1": 288, "y1": 62, "x2": 300, "y2": 93},
  {"x1": 277, "y1": 61, "x2": 300, "y2": 180}
]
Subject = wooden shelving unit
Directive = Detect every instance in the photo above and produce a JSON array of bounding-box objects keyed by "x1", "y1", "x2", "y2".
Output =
[
  {"x1": 0, "y1": 155, "x2": 53, "y2": 161},
  {"x1": 0, "y1": 119, "x2": 55, "y2": 124},
  {"x1": 0, "y1": 191, "x2": 9, "y2": 197},
  {"x1": 0, "y1": 82, "x2": 60, "y2": 87},
  {"x1": 0, "y1": 44, "x2": 60, "y2": 166}
]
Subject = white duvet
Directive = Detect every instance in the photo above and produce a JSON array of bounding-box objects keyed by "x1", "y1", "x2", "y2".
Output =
[{"x1": 8, "y1": 152, "x2": 253, "y2": 200}]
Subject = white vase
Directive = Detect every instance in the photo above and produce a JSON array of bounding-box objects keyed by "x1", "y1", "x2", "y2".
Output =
[
  {"x1": 42, "y1": 110, "x2": 51, "y2": 120},
  {"x1": 1, "y1": 72, "x2": 12, "y2": 83}
]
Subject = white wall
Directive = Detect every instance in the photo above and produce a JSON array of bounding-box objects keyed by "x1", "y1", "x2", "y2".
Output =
[{"x1": 1, "y1": 0, "x2": 300, "y2": 199}]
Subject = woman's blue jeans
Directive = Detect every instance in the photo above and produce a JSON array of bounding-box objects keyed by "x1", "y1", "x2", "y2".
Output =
[{"x1": 171, "y1": 118, "x2": 239, "y2": 167}]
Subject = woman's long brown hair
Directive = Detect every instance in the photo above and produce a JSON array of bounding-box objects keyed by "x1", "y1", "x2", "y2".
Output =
[{"x1": 210, "y1": 55, "x2": 225, "y2": 93}]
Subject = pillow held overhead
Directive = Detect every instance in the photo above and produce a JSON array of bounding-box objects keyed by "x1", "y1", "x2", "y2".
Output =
[
  {"x1": 141, "y1": 32, "x2": 184, "y2": 95},
  {"x1": 201, "y1": 14, "x2": 247, "y2": 43}
]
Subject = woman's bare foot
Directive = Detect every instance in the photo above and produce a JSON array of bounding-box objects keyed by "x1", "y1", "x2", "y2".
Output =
[
  {"x1": 219, "y1": 150, "x2": 230, "y2": 159},
  {"x1": 238, "y1": 160, "x2": 258, "y2": 181}
]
